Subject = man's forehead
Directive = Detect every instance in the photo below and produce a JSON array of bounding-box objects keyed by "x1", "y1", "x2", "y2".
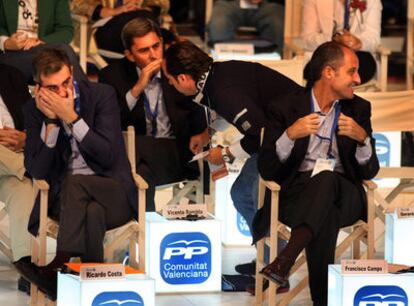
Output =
[
  {"x1": 40, "y1": 65, "x2": 72, "y2": 83},
  {"x1": 132, "y1": 33, "x2": 161, "y2": 49}
]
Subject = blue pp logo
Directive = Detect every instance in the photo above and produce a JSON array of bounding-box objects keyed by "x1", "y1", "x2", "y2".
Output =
[
  {"x1": 236, "y1": 213, "x2": 251, "y2": 237},
  {"x1": 374, "y1": 133, "x2": 390, "y2": 167},
  {"x1": 160, "y1": 232, "x2": 211, "y2": 284},
  {"x1": 92, "y1": 291, "x2": 144, "y2": 306},
  {"x1": 354, "y1": 285, "x2": 408, "y2": 306}
]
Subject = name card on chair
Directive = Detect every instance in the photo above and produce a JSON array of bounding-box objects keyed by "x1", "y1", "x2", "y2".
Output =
[
  {"x1": 162, "y1": 204, "x2": 208, "y2": 220},
  {"x1": 397, "y1": 207, "x2": 414, "y2": 219},
  {"x1": 341, "y1": 259, "x2": 388, "y2": 274},
  {"x1": 214, "y1": 43, "x2": 254, "y2": 55},
  {"x1": 80, "y1": 264, "x2": 125, "y2": 281}
]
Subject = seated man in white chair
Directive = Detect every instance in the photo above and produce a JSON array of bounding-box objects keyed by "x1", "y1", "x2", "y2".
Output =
[
  {"x1": 256, "y1": 41, "x2": 379, "y2": 306},
  {"x1": 15, "y1": 48, "x2": 137, "y2": 301}
]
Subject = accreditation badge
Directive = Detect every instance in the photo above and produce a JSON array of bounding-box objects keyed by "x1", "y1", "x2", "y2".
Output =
[{"x1": 311, "y1": 158, "x2": 335, "y2": 177}]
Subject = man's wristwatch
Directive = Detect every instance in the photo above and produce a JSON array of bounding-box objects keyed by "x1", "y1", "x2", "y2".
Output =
[
  {"x1": 44, "y1": 117, "x2": 59, "y2": 125},
  {"x1": 221, "y1": 147, "x2": 235, "y2": 164},
  {"x1": 358, "y1": 136, "x2": 370, "y2": 147},
  {"x1": 67, "y1": 115, "x2": 81, "y2": 129}
]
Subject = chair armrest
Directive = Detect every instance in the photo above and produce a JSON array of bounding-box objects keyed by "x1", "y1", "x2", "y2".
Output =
[
  {"x1": 284, "y1": 39, "x2": 305, "y2": 58},
  {"x1": 262, "y1": 180, "x2": 280, "y2": 192},
  {"x1": 71, "y1": 13, "x2": 89, "y2": 25},
  {"x1": 376, "y1": 45, "x2": 391, "y2": 56},
  {"x1": 33, "y1": 179, "x2": 49, "y2": 191},
  {"x1": 363, "y1": 180, "x2": 377, "y2": 190},
  {"x1": 133, "y1": 173, "x2": 148, "y2": 190}
]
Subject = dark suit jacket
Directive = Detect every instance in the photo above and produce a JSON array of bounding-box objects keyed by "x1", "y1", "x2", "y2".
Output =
[
  {"x1": 0, "y1": 0, "x2": 73, "y2": 45},
  {"x1": 0, "y1": 64, "x2": 31, "y2": 129},
  {"x1": 253, "y1": 89, "x2": 380, "y2": 242},
  {"x1": 201, "y1": 60, "x2": 302, "y2": 155},
  {"x1": 98, "y1": 57, "x2": 207, "y2": 178},
  {"x1": 24, "y1": 80, "x2": 137, "y2": 235}
]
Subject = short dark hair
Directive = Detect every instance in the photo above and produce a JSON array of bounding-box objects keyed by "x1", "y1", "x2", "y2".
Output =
[
  {"x1": 164, "y1": 41, "x2": 213, "y2": 82},
  {"x1": 32, "y1": 48, "x2": 71, "y2": 83},
  {"x1": 121, "y1": 17, "x2": 162, "y2": 50},
  {"x1": 306, "y1": 41, "x2": 347, "y2": 88}
]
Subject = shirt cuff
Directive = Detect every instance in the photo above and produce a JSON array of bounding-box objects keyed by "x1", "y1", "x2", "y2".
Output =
[
  {"x1": 126, "y1": 90, "x2": 138, "y2": 111},
  {"x1": 276, "y1": 131, "x2": 295, "y2": 162},
  {"x1": 0, "y1": 35, "x2": 9, "y2": 51},
  {"x1": 228, "y1": 141, "x2": 250, "y2": 159},
  {"x1": 41, "y1": 123, "x2": 60, "y2": 148},
  {"x1": 71, "y1": 119, "x2": 89, "y2": 142},
  {"x1": 355, "y1": 137, "x2": 373, "y2": 165}
]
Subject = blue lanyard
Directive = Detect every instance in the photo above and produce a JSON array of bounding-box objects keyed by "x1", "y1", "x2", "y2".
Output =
[
  {"x1": 73, "y1": 80, "x2": 81, "y2": 115},
  {"x1": 310, "y1": 97, "x2": 342, "y2": 159},
  {"x1": 142, "y1": 90, "x2": 161, "y2": 137}
]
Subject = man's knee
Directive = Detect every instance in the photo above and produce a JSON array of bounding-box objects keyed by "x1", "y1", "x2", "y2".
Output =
[{"x1": 86, "y1": 202, "x2": 105, "y2": 221}]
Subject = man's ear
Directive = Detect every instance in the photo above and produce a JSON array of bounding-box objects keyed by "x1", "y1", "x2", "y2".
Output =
[
  {"x1": 124, "y1": 49, "x2": 134, "y2": 62},
  {"x1": 324, "y1": 65, "x2": 335, "y2": 80}
]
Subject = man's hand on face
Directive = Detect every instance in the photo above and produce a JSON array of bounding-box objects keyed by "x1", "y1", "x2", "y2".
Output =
[
  {"x1": 131, "y1": 59, "x2": 163, "y2": 98},
  {"x1": 205, "y1": 147, "x2": 224, "y2": 165},
  {"x1": 286, "y1": 113, "x2": 320, "y2": 140},
  {"x1": 337, "y1": 113, "x2": 367, "y2": 143},
  {"x1": 138, "y1": 59, "x2": 163, "y2": 87},
  {"x1": 189, "y1": 128, "x2": 210, "y2": 154},
  {"x1": 0, "y1": 127, "x2": 26, "y2": 152},
  {"x1": 37, "y1": 86, "x2": 78, "y2": 124},
  {"x1": 35, "y1": 84, "x2": 57, "y2": 119}
]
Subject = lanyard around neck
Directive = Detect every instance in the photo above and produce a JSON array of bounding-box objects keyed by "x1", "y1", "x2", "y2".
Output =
[{"x1": 310, "y1": 96, "x2": 342, "y2": 159}]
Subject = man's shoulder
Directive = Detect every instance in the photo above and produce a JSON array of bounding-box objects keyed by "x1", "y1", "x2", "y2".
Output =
[{"x1": 78, "y1": 80, "x2": 115, "y2": 99}]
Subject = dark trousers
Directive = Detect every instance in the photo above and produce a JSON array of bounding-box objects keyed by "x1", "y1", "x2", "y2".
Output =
[
  {"x1": 0, "y1": 43, "x2": 87, "y2": 84},
  {"x1": 280, "y1": 171, "x2": 365, "y2": 306},
  {"x1": 135, "y1": 136, "x2": 188, "y2": 211},
  {"x1": 57, "y1": 175, "x2": 133, "y2": 262}
]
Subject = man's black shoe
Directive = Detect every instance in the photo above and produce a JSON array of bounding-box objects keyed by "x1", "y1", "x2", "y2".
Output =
[
  {"x1": 259, "y1": 256, "x2": 294, "y2": 288},
  {"x1": 13, "y1": 260, "x2": 57, "y2": 301},
  {"x1": 235, "y1": 260, "x2": 256, "y2": 276},
  {"x1": 245, "y1": 279, "x2": 290, "y2": 295},
  {"x1": 18, "y1": 277, "x2": 31, "y2": 295}
]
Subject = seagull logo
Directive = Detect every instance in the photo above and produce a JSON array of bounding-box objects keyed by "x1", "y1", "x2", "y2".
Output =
[
  {"x1": 354, "y1": 286, "x2": 408, "y2": 306},
  {"x1": 92, "y1": 292, "x2": 144, "y2": 306},
  {"x1": 99, "y1": 300, "x2": 142, "y2": 305},
  {"x1": 361, "y1": 294, "x2": 406, "y2": 300},
  {"x1": 167, "y1": 240, "x2": 208, "y2": 246}
]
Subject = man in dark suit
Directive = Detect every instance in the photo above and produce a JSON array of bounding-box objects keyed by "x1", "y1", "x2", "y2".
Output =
[
  {"x1": 99, "y1": 17, "x2": 206, "y2": 211},
  {"x1": 163, "y1": 41, "x2": 301, "y2": 286},
  {"x1": 257, "y1": 41, "x2": 379, "y2": 306},
  {"x1": 16, "y1": 48, "x2": 137, "y2": 300},
  {"x1": 0, "y1": 64, "x2": 34, "y2": 292}
]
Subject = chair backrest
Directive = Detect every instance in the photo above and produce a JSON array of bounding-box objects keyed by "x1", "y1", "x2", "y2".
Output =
[
  {"x1": 251, "y1": 58, "x2": 304, "y2": 86},
  {"x1": 358, "y1": 90, "x2": 414, "y2": 132}
]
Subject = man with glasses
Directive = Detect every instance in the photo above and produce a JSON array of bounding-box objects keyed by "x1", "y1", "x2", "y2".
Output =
[
  {"x1": 15, "y1": 48, "x2": 137, "y2": 301},
  {"x1": 257, "y1": 41, "x2": 379, "y2": 306}
]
